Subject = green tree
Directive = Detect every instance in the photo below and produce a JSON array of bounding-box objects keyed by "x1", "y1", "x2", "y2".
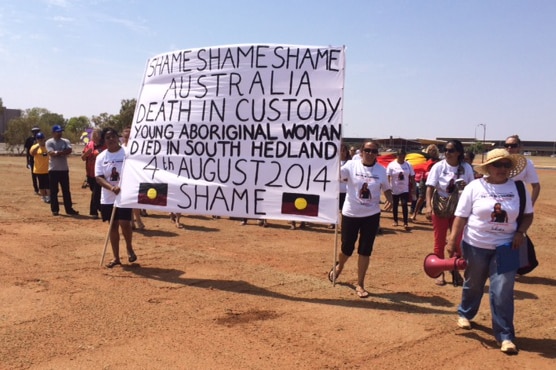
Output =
[
  {"x1": 91, "y1": 99, "x2": 136, "y2": 132},
  {"x1": 468, "y1": 142, "x2": 485, "y2": 154},
  {"x1": 91, "y1": 112, "x2": 118, "y2": 128},
  {"x1": 117, "y1": 98, "x2": 136, "y2": 130},
  {"x1": 4, "y1": 108, "x2": 46, "y2": 153},
  {"x1": 66, "y1": 116, "x2": 91, "y2": 142}
]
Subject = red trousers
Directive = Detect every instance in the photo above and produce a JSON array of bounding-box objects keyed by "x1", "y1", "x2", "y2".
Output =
[{"x1": 432, "y1": 214, "x2": 462, "y2": 258}]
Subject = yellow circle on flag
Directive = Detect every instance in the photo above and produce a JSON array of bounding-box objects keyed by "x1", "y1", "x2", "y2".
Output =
[
  {"x1": 294, "y1": 197, "x2": 307, "y2": 210},
  {"x1": 147, "y1": 188, "x2": 157, "y2": 200}
]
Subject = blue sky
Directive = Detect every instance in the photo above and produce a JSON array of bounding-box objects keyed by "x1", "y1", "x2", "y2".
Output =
[{"x1": 1, "y1": 0, "x2": 555, "y2": 141}]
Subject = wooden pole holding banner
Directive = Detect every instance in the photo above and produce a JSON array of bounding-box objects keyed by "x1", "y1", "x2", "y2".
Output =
[
  {"x1": 331, "y1": 221, "x2": 339, "y2": 285},
  {"x1": 99, "y1": 205, "x2": 118, "y2": 267}
]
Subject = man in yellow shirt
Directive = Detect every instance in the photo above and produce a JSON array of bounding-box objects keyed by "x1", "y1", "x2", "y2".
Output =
[{"x1": 29, "y1": 132, "x2": 51, "y2": 203}]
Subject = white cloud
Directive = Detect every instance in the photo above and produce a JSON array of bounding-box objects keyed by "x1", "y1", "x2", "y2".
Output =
[
  {"x1": 102, "y1": 15, "x2": 148, "y2": 33},
  {"x1": 44, "y1": 0, "x2": 70, "y2": 8},
  {"x1": 52, "y1": 15, "x2": 74, "y2": 23}
]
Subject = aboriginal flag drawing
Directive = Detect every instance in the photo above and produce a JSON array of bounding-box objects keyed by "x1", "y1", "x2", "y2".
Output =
[
  {"x1": 138, "y1": 183, "x2": 168, "y2": 206},
  {"x1": 281, "y1": 192, "x2": 319, "y2": 217}
]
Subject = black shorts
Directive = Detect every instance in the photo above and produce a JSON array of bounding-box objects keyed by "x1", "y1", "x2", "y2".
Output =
[
  {"x1": 36, "y1": 173, "x2": 50, "y2": 190},
  {"x1": 341, "y1": 213, "x2": 381, "y2": 257},
  {"x1": 100, "y1": 204, "x2": 132, "y2": 222}
]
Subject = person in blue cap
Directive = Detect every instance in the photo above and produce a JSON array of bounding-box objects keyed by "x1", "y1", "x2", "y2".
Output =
[{"x1": 45, "y1": 124, "x2": 79, "y2": 216}]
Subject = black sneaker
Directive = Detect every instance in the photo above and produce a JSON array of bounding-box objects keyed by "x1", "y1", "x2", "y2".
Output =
[
  {"x1": 67, "y1": 210, "x2": 79, "y2": 215},
  {"x1": 52, "y1": 212, "x2": 59, "y2": 216}
]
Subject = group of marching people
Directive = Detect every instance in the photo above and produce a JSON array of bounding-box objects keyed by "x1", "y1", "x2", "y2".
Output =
[
  {"x1": 330, "y1": 135, "x2": 539, "y2": 354},
  {"x1": 27, "y1": 126, "x2": 540, "y2": 354}
]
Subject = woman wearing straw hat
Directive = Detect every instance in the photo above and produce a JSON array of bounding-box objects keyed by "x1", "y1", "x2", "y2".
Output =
[{"x1": 445, "y1": 148, "x2": 533, "y2": 354}]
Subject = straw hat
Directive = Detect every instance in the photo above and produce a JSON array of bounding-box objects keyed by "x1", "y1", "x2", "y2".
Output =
[{"x1": 475, "y1": 148, "x2": 527, "y2": 177}]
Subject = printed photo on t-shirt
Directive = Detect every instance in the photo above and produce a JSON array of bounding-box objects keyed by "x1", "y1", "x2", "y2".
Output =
[
  {"x1": 359, "y1": 182, "x2": 371, "y2": 199},
  {"x1": 110, "y1": 167, "x2": 120, "y2": 182},
  {"x1": 490, "y1": 202, "x2": 508, "y2": 223}
]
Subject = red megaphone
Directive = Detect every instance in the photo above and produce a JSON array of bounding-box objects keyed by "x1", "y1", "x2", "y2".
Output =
[{"x1": 423, "y1": 253, "x2": 467, "y2": 278}]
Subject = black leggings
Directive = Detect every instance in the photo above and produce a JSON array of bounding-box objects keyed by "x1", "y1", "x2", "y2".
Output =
[
  {"x1": 392, "y1": 192, "x2": 409, "y2": 224},
  {"x1": 341, "y1": 213, "x2": 381, "y2": 257}
]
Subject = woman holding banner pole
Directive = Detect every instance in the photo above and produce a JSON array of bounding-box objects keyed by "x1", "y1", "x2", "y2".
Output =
[
  {"x1": 329, "y1": 140, "x2": 392, "y2": 298},
  {"x1": 95, "y1": 127, "x2": 137, "y2": 268}
]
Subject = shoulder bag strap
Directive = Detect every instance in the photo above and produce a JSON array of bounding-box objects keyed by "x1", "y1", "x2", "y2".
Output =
[{"x1": 515, "y1": 180, "x2": 526, "y2": 228}]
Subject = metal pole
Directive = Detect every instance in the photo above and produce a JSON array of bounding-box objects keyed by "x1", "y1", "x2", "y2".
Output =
[{"x1": 481, "y1": 124, "x2": 486, "y2": 162}]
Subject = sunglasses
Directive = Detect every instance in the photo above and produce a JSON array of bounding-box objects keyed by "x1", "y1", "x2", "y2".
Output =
[
  {"x1": 363, "y1": 148, "x2": 379, "y2": 154},
  {"x1": 490, "y1": 161, "x2": 512, "y2": 169},
  {"x1": 445, "y1": 148, "x2": 457, "y2": 154},
  {"x1": 504, "y1": 143, "x2": 519, "y2": 148}
]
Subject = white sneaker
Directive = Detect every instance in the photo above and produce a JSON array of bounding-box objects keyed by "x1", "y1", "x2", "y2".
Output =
[
  {"x1": 457, "y1": 316, "x2": 471, "y2": 329},
  {"x1": 500, "y1": 340, "x2": 517, "y2": 354}
]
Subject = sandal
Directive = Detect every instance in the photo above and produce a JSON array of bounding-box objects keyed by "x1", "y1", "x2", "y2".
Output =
[
  {"x1": 328, "y1": 262, "x2": 340, "y2": 282},
  {"x1": 128, "y1": 252, "x2": 137, "y2": 263},
  {"x1": 355, "y1": 287, "x2": 370, "y2": 298},
  {"x1": 435, "y1": 273, "x2": 446, "y2": 286},
  {"x1": 106, "y1": 260, "x2": 122, "y2": 268}
]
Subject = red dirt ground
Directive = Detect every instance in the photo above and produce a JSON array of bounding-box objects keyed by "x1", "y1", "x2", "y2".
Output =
[{"x1": 0, "y1": 155, "x2": 555, "y2": 369}]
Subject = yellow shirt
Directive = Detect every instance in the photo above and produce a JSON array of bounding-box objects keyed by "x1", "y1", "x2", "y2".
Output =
[{"x1": 31, "y1": 143, "x2": 49, "y2": 174}]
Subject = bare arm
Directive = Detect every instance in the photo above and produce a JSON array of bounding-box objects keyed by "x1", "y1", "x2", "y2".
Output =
[
  {"x1": 514, "y1": 213, "x2": 534, "y2": 249},
  {"x1": 81, "y1": 145, "x2": 93, "y2": 161},
  {"x1": 425, "y1": 185, "x2": 434, "y2": 219},
  {"x1": 446, "y1": 216, "x2": 468, "y2": 257},
  {"x1": 530, "y1": 183, "x2": 540, "y2": 206},
  {"x1": 410, "y1": 175, "x2": 416, "y2": 196},
  {"x1": 383, "y1": 189, "x2": 393, "y2": 205},
  {"x1": 96, "y1": 175, "x2": 121, "y2": 195}
]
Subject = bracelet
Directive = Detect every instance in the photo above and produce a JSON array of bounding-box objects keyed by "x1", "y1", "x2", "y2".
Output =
[{"x1": 517, "y1": 230, "x2": 527, "y2": 236}]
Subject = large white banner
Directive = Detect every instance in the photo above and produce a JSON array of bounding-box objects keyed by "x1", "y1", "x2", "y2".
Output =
[{"x1": 117, "y1": 44, "x2": 345, "y2": 223}]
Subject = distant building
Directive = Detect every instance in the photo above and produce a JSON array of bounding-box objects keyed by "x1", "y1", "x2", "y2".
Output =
[{"x1": 0, "y1": 108, "x2": 22, "y2": 142}]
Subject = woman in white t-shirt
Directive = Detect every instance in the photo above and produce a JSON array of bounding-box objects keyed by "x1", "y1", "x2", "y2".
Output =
[
  {"x1": 386, "y1": 149, "x2": 416, "y2": 229},
  {"x1": 95, "y1": 127, "x2": 137, "y2": 268},
  {"x1": 328, "y1": 141, "x2": 393, "y2": 298},
  {"x1": 425, "y1": 139, "x2": 475, "y2": 286},
  {"x1": 446, "y1": 149, "x2": 532, "y2": 354},
  {"x1": 504, "y1": 134, "x2": 541, "y2": 205}
]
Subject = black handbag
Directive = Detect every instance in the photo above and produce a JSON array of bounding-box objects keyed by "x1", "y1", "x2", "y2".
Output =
[{"x1": 515, "y1": 180, "x2": 539, "y2": 275}]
